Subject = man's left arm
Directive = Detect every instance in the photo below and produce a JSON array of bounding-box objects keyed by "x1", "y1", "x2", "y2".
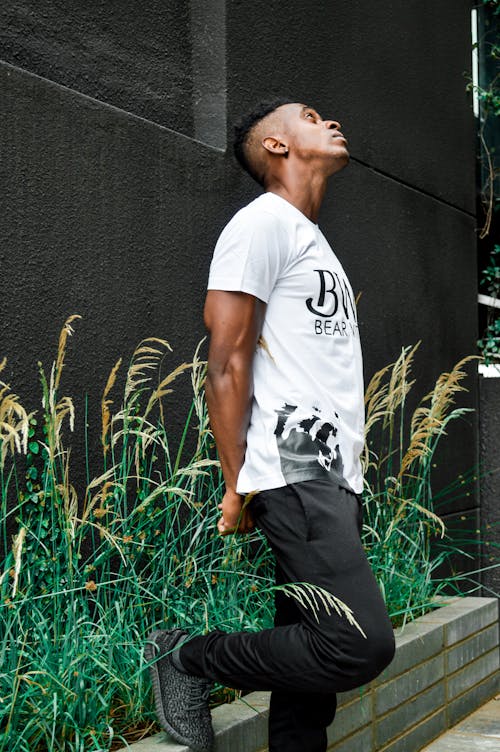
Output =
[{"x1": 204, "y1": 289, "x2": 266, "y2": 535}]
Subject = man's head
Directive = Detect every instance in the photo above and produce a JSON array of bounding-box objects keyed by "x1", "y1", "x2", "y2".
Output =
[{"x1": 233, "y1": 98, "x2": 349, "y2": 187}]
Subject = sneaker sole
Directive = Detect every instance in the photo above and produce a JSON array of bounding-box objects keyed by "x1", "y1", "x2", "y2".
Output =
[{"x1": 144, "y1": 630, "x2": 212, "y2": 752}]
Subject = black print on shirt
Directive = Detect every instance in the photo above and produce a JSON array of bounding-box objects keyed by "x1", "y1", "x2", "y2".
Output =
[
  {"x1": 274, "y1": 403, "x2": 345, "y2": 482},
  {"x1": 306, "y1": 269, "x2": 358, "y2": 336}
]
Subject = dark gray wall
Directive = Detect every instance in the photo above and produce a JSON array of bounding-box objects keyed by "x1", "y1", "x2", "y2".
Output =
[
  {"x1": 226, "y1": 0, "x2": 476, "y2": 213},
  {"x1": 479, "y1": 377, "x2": 500, "y2": 599},
  {"x1": 1, "y1": 1, "x2": 484, "y2": 588},
  {"x1": 1, "y1": 1, "x2": 195, "y2": 137}
]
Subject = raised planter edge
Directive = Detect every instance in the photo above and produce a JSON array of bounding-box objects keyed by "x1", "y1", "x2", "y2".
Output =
[{"x1": 118, "y1": 595, "x2": 500, "y2": 752}]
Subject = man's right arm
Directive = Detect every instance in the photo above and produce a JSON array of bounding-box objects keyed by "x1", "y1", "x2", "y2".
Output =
[{"x1": 203, "y1": 289, "x2": 266, "y2": 535}]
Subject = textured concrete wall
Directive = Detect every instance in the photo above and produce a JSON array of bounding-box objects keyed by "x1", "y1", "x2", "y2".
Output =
[
  {"x1": 479, "y1": 376, "x2": 500, "y2": 598},
  {"x1": 1, "y1": 1, "x2": 195, "y2": 136},
  {"x1": 0, "y1": 1, "x2": 482, "y2": 582}
]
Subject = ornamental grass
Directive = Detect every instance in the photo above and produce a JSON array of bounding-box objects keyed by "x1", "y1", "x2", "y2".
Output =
[{"x1": 0, "y1": 316, "x2": 497, "y2": 751}]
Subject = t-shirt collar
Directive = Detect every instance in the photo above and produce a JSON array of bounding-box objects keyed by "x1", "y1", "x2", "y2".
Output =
[{"x1": 264, "y1": 191, "x2": 319, "y2": 229}]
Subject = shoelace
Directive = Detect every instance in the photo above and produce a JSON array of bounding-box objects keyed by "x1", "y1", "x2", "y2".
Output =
[{"x1": 187, "y1": 680, "x2": 212, "y2": 711}]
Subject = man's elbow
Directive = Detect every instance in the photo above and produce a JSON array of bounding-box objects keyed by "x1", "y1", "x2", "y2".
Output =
[
  {"x1": 206, "y1": 350, "x2": 251, "y2": 389},
  {"x1": 207, "y1": 352, "x2": 242, "y2": 379}
]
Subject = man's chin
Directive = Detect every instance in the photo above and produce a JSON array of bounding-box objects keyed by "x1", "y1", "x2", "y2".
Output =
[{"x1": 329, "y1": 151, "x2": 350, "y2": 174}]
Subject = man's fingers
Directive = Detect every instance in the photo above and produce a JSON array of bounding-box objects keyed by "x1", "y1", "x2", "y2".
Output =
[
  {"x1": 216, "y1": 491, "x2": 254, "y2": 536},
  {"x1": 216, "y1": 514, "x2": 254, "y2": 536},
  {"x1": 218, "y1": 521, "x2": 236, "y2": 536}
]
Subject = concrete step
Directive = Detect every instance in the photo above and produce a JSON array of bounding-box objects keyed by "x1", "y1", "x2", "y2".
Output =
[{"x1": 420, "y1": 693, "x2": 500, "y2": 751}]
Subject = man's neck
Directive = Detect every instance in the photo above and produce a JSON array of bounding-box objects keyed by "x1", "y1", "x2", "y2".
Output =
[{"x1": 265, "y1": 172, "x2": 328, "y2": 224}]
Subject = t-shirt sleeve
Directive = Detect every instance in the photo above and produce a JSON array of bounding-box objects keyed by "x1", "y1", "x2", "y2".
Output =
[{"x1": 207, "y1": 210, "x2": 287, "y2": 304}]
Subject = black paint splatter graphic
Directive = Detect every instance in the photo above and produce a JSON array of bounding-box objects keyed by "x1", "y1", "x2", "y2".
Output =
[{"x1": 274, "y1": 403, "x2": 345, "y2": 482}]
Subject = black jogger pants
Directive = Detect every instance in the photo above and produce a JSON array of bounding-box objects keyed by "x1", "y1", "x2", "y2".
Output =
[{"x1": 179, "y1": 479, "x2": 396, "y2": 751}]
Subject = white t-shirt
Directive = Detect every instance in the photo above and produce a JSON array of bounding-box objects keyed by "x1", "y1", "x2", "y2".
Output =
[{"x1": 207, "y1": 191, "x2": 365, "y2": 495}]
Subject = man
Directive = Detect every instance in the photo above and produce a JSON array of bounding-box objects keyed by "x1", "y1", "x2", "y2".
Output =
[{"x1": 145, "y1": 98, "x2": 396, "y2": 752}]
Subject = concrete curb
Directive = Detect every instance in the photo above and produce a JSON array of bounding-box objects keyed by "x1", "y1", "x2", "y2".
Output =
[{"x1": 117, "y1": 596, "x2": 499, "y2": 751}]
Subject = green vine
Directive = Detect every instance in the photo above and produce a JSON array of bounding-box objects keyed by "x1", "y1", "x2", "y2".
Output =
[
  {"x1": 466, "y1": 0, "x2": 499, "y2": 237},
  {"x1": 468, "y1": 1, "x2": 500, "y2": 363},
  {"x1": 477, "y1": 244, "x2": 500, "y2": 364}
]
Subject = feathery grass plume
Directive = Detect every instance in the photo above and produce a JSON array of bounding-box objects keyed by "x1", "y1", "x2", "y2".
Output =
[
  {"x1": 361, "y1": 342, "x2": 422, "y2": 485},
  {"x1": 124, "y1": 337, "x2": 172, "y2": 405},
  {"x1": 81, "y1": 470, "x2": 122, "y2": 524},
  {"x1": 39, "y1": 359, "x2": 76, "y2": 462},
  {"x1": 364, "y1": 361, "x2": 391, "y2": 422},
  {"x1": 0, "y1": 358, "x2": 31, "y2": 468},
  {"x1": 102, "y1": 357, "x2": 123, "y2": 455},
  {"x1": 144, "y1": 361, "x2": 194, "y2": 419},
  {"x1": 174, "y1": 458, "x2": 220, "y2": 480},
  {"x1": 384, "y1": 496, "x2": 447, "y2": 541},
  {"x1": 54, "y1": 314, "x2": 81, "y2": 391},
  {"x1": 361, "y1": 343, "x2": 419, "y2": 474},
  {"x1": 399, "y1": 354, "x2": 481, "y2": 481},
  {"x1": 41, "y1": 394, "x2": 75, "y2": 473},
  {"x1": 383, "y1": 341, "x2": 420, "y2": 429},
  {"x1": 188, "y1": 338, "x2": 211, "y2": 460},
  {"x1": 121, "y1": 338, "x2": 180, "y2": 482},
  {"x1": 360, "y1": 344, "x2": 491, "y2": 630},
  {"x1": 11, "y1": 526, "x2": 26, "y2": 597},
  {"x1": 276, "y1": 582, "x2": 367, "y2": 637},
  {"x1": 60, "y1": 475, "x2": 78, "y2": 543},
  {"x1": 257, "y1": 334, "x2": 275, "y2": 362}
]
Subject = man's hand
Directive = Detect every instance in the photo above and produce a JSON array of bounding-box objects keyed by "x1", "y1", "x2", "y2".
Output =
[{"x1": 217, "y1": 489, "x2": 254, "y2": 536}]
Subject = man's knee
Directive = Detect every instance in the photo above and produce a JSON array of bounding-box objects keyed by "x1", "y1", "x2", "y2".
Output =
[
  {"x1": 376, "y1": 627, "x2": 396, "y2": 667},
  {"x1": 360, "y1": 626, "x2": 396, "y2": 684},
  {"x1": 312, "y1": 624, "x2": 396, "y2": 692}
]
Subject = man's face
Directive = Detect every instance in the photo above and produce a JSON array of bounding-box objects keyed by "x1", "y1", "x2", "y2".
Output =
[{"x1": 281, "y1": 102, "x2": 349, "y2": 171}]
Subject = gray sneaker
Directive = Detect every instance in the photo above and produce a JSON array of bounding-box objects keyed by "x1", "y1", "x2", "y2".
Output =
[{"x1": 144, "y1": 629, "x2": 214, "y2": 752}]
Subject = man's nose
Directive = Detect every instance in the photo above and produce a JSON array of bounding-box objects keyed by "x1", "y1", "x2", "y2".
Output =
[{"x1": 324, "y1": 119, "x2": 341, "y2": 130}]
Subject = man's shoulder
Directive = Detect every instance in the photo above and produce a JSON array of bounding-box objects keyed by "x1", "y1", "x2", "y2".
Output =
[
  {"x1": 231, "y1": 193, "x2": 286, "y2": 224},
  {"x1": 220, "y1": 194, "x2": 287, "y2": 238}
]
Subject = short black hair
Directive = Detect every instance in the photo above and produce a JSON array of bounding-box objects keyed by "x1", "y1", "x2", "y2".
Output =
[{"x1": 233, "y1": 97, "x2": 296, "y2": 185}]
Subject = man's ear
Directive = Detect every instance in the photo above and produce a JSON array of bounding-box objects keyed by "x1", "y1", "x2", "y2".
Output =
[{"x1": 262, "y1": 136, "x2": 289, "y2": 155}]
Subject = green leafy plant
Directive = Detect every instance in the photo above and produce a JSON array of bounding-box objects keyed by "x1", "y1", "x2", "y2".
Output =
[
  {"x1": 0, "y1": 319, "x2": 276, "y2": 751},
  {"x1": 0, "y1": 318, "x2": 497, "y2": 751},
  {"x1": 467, "y1": 0, "x2": 500, "y2": 238},
  {"x1": 477, "y1": 243, "x2": 500, "y2": 363},
  {"x1": 360, "y1": 342, "x2": 496, "y2": 627},
  {"x1": 467, "y1": 3, "x2": 499, "y2": 363}
]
